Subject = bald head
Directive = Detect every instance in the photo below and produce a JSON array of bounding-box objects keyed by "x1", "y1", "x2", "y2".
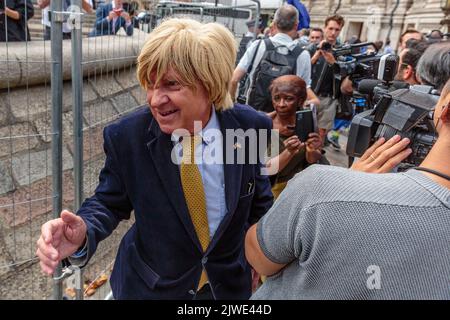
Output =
[{"x1": 273, "y1": 4, "x2": 299, "y2": 33}]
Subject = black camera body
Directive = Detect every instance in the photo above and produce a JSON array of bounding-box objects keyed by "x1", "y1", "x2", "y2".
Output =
[
  {"x1": 356, "y1": 54, "x2": 407, "y2": 107},
  {"x1": 319, "y1": 42, "x2": 332, "y2": 52},
  {"x1": 346, "y1": 85, "x2": 439, "y2": 167}
]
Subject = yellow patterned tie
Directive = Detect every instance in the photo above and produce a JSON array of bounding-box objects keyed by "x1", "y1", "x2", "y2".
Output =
[{"x1": 180, "y1": 135, "x2": 210, "y2": 291}]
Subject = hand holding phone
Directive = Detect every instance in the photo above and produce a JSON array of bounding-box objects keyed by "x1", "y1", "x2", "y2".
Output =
[
  {"x1": 283, "y1": 135, "x2": 304, "y2": 155},
  {"x1": 294, "y1": 109, "x2": 317, "y2": 143}
]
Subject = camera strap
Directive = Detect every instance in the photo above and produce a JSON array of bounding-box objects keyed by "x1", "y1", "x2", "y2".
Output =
[{"x1": 413, "y1": 167, "x2": 450, "y2": 182}]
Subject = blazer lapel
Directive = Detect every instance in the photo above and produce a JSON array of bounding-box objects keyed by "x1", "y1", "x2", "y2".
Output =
[
  {"x1": 208, "y1": 110, "x2": 244, "y2": 249},
  {"x1": 145, "y1": 119, "x2": 203, "y2": 252}
]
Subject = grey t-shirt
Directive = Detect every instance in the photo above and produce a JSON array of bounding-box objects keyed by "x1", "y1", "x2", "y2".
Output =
[{"x1": 253, "y1": 165, "x2": 450, "y2": 300}]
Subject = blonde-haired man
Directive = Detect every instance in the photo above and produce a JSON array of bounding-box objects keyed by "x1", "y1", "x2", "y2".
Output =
[{"x1": 36, "y1": 18, "x2": 273, "y2": 299}]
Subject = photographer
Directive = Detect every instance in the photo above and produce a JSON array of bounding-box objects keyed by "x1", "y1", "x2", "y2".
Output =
[
  {"x1": 89, "y1": 0, "x2": 134, "y2": 37},
  {"x1": 265, "y1": 75, "x2": 322, "y2": 199},
  {"x1": 246, "y1": 78, "x2": 450, "y2": 299},
  {"x1": 349, "y1": 42, "x2": 449, "y2": 174},
  {"x1": 310, "y1": 14, "x2": 345, "y2": 149},
  {"x1": 416, "y1": 41, "x2": 450, "y2": 93},
  {"x1": 398, "y1": 29, "x2": 423, "y2": 52},
  {"x1": 395, "y1": 41, "x2": 429, "y2": 86}
]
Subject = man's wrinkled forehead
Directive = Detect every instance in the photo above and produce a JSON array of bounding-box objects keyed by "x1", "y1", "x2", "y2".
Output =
[{"x1": 149, "y1": 68, "x2": 182, "y2": 83}]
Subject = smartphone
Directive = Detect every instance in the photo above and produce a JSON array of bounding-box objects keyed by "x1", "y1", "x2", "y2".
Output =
[{"x1": 294, "y1": 109, "x2": 317, "y2": 142}]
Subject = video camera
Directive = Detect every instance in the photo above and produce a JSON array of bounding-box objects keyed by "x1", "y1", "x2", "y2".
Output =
[
  {"x1": 356, "y1": 54, "x2": 412, "y2": 108},
  {"x1": 346, "y1": 84, "x2": 440, "y2": 168},
  {"x1": 332, "y1": 42, "x2": 381, "y2": 83}
]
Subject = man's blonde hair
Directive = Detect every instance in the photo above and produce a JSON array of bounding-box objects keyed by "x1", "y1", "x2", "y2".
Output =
[{"x1": 137, "y1": 18, "x2": 236, "y2": 111}]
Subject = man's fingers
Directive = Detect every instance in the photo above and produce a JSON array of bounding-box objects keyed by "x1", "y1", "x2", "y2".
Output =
[
  {"x1": 60, "y1": 210, "x2": 79, "y2": 226},
  {"x1": 372, "y1": 137, "x2": 411, "y2": 168},
  {"x1": 378, "y1": 148, "x2": 413, "y2": 173},
  {"x1": 39, "y1": 260, "x2": 55, "y2": 276},
  {"x1": 36, "y1": 236, "x2": 59, "y2": 261},
  {"x1": 371, "y1": 135, "x2": 402, "y2": 159},
  {"x1": 41, "y1": 220, "x2": 61, "y2": 244},
  {"x1": 36, "y1": 248, "x2": 59, "y2": 272},
  {"x1": 360, "y1": 137, "x2": 386, "y2": 161}
]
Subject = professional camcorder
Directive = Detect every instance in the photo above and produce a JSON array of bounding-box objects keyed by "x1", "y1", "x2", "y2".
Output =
[
  {"x1": 346, "y1": 50, "x2": 440, "y2": 167},
  {"x1": 357, "y1": 54, "x2": 410, "y2": 108},
  {"x1": 332, "y1": 42, "x2": 382, "y2": 83},
  {"x1": 346, "y1": 84, "x2": 440, "y2": 168}
]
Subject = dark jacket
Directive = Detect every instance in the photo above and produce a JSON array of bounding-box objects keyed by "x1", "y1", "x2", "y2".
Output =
[
  {"x1": 0, "y1": 0, "x2": 34, "y2": 42},
  {"x1": 89, "y1": 3, "x2": 133, "y2": 37},
  {"x1": 77, "y1": 104, "x2": 274, "y2": 299}
]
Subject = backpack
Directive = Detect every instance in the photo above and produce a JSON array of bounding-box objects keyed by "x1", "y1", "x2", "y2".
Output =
[
  {"x1": 236, "y1": 35, "x2": 254, "y2": 66},
  {"x1": 248, "y1": 38, "x2": 304, "y2": 113}
]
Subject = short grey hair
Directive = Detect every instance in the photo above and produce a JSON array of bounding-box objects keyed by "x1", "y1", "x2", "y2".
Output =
[
  {"x1": 273, "y1": 4, "x2": 299, "y2": 32},
  {"x1": 416, "y1": 42, "x2": 450, "y2": 92}
]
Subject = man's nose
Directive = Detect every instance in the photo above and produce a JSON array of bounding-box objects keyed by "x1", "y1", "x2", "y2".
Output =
[{"x1": 148, "y1": 88, "x2": 169, "y2": 107}]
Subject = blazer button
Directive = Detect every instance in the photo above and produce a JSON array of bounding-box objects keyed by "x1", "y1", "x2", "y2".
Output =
[
  {"x1": 202, "y1": 257, "x2": 208, "y2": 264},
  {"x1": 188, "y1": 289, "x2": 195, "y2": 295}
]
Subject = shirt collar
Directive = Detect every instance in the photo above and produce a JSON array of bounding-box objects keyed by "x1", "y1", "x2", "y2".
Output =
[
  {"x1": 270, "y1": 33, "x2": 297, "y2": 50},
  {"x1": 171, "y1": 106, "x2": 220, "y2": 146}
]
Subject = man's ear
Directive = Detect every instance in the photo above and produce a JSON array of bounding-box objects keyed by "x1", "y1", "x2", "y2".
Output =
[
  {"x1": 404, "y1": 65, "x2": 413, "y2": 80},
  {"x1": 440, "y1": 102, "x2": 450, "y2": 123}
]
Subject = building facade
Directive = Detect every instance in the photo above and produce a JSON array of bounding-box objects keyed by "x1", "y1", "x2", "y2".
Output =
[{"x1": 303, "y1": 0, "x2": 449, "y2": 49}]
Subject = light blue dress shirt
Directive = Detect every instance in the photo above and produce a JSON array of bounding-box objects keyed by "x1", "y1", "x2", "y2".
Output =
[{"x1": 171, "y1": 107, "x2": 227, "y2": 239}]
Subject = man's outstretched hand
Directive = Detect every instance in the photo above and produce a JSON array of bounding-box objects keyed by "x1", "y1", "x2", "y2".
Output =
[{"x1": 36, "y1": 210, "x2": 87, "y2": 275}]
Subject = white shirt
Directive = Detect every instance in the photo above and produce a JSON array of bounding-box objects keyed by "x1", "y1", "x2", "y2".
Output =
[
  {"x1": 171, "y1": 107, "x2": 226, "y2": 239},
  {"x1": 42, "y1": 0, "x2": 93, "y2": 33},
  {"x1": 237, "y1": 32, "x2": 312, "y2": 98}
]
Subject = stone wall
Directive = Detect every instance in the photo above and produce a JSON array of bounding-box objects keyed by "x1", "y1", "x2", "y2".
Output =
[{"x1": 0, "y1": 33, "x2": 147, "y2": 299}]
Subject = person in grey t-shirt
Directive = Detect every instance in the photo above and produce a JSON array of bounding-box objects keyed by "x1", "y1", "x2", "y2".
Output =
[{"x1": 245, "y1": 79, "x2": 450, "y2": 300}]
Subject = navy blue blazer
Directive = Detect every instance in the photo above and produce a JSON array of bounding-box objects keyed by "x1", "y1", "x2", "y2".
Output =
[
  {"x1": 89, "y1": 3, "x2": 133, "y2": 37},
  {"x1": 77, "y1": 104, "x2": 274, "y2": 299}
]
